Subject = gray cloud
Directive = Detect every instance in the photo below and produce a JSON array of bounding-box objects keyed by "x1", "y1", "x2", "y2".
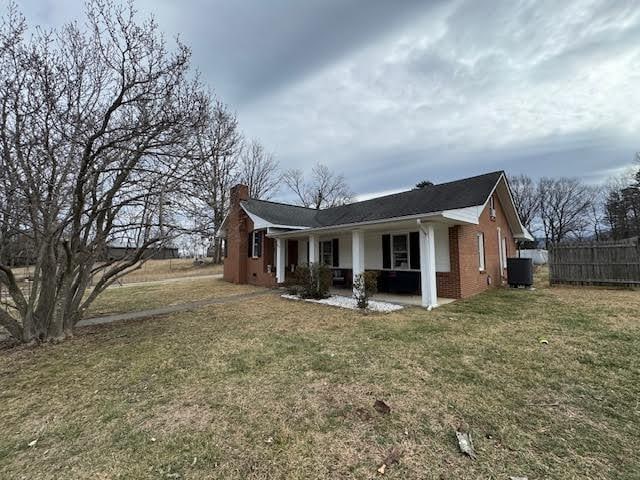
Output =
[{"x1": 11, "y1": 0, "x2": 640, "y2": 199}]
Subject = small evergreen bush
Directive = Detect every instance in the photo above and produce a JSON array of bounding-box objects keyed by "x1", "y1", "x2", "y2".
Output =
[
  {"x1": 294, "y1": 263, "x2": 332, "y2": 299},
  {"x1": 353, "y1": 271, "x2": 379, "y2": 309}
]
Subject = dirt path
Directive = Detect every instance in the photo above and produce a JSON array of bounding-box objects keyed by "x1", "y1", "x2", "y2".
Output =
[{"x1": 78, "y1": 289, "x2": 273, "y2": 327}]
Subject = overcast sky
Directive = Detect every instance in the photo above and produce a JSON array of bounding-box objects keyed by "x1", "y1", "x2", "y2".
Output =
[{"x1": 14, "y1": 0, "x2": 640, "y2": 200}]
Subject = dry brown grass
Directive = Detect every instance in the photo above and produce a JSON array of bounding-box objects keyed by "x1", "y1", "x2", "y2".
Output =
[
  {"x1": 118, "y1": 258, "x2": 222, "y2": 284},
  {"x1": 7, "y1": 258, "x2": 222, "y2": 284},
  {"x1": 87, "y1": 276, "x2": 261, "y2": 316},
  {"x1": 0, "y1": 275, "x2": 638, "y2": 479}
]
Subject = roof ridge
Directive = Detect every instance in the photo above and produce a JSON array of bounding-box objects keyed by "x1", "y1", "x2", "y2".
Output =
[
  {"x1": 434, "y1": 170, "x2": 504, "y2": 187},
  {"x1": 317, "y1": 170, "x2": 504, "y2": 213}
]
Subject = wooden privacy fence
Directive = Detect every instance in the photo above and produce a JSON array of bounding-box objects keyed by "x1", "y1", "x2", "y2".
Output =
[{"x1": 549, "y1": 237, "x2": 640, "y2": 286}]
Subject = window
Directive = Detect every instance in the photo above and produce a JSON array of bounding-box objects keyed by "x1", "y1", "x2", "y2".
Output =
[
  {"x1": 392, "y1": 234, "x2": 409, "y2": 269},
  {"x1": 489, "y1": 195, "x2": 496, "y2": 219},
  {"x1": 477, "y1": 233, "x2": 485, "y2": 271},
  {"x1": 320, "y1": 240, "x2": 332, "y2": 266},
  {"x1": 502, "y1": 237, "x2": 508, "y2": 269},
  {"x1": 251, "y1": 230, "x2": 262, "y2": 258}
]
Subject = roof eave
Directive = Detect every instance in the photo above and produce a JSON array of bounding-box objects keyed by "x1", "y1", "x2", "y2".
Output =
[{"x1": 267, "y1": 209, "x2": 481, "y2": 238}]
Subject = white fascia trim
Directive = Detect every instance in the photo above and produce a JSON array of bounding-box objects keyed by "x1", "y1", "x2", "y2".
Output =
[
  {"x1": 442, "y1": 206, "x2": 481, "y2": 224},
  {"x1": 215, "y1": 212, "x2": 231, "y2": 238},
  {"x1": 481, "y1": 173, "x2": 532, "y2": 240},
  {"x1": 514, "y1": 229, "x2": 535, "y2": 241},
  {"x1": 268, "y1": 209, "x2": 482, "y2": 238}
]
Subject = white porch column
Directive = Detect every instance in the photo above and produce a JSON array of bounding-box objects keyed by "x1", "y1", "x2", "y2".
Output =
[
  {"x1": 308, "y1": 235, "x2": 319, "y2": 264},
  {"x1": 276, "y1": 238, "x2": 286, "y2": 283},
  {"x1": 352, "y1": 230, "x2": 365, "y2": 294},
  {"x1": 419, "y1": 221, "x2": 438, "y2": 309}
]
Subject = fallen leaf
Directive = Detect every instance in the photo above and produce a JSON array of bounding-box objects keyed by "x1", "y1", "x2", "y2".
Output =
[
  {"x1": 509, "y1": 477, "x2": 528, "y2": 480},
  {"x1": 377, "y1": 464, "x2": 386, "y2": 475},
  {"x1": 374, "y1": 399, "x2": 391, "y2": 415},
  {"x1": 455, "y1": 430, "x2": 476, "y2": 459},
  {"x1": 28, "y1": 439, "x2": 38, "y2": 447}
]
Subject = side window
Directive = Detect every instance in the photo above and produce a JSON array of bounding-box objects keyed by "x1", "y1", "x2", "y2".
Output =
[
  {"x1": 320, "y1": 240, "x2": 332, "y2": 265},
  {"x1": 392, "y1": 234, "x2": 409, "y2": 269},
  {"x1": 251, "y1": 231, "x2": 262, "y2": 258},
  {"x1": 502, "y1": 237, "x2": 508, "y2": 268},
  {"x1": 477, "y1": 233, "x2": 485, "y2": 271}
]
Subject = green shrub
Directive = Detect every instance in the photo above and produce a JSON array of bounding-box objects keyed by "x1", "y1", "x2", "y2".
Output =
[
  {"x1": 283, "y1": 279, "x2": 299, "y2": 296},
  {"x1": 294, "y1": 263, "x2": 332, "y2": 299},
  {"x1": 353, "y1": 271, "x2": 379, "y2": 309}
]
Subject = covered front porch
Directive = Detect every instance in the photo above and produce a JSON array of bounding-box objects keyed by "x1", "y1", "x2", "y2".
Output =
[{"x1": 271, "y1": 217, "x2": 462, "y2": 308}]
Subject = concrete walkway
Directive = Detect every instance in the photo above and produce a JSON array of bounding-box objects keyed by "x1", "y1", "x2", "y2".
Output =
[{"x1": 78, "y1": 289, "x2": 273, "y2": 327}]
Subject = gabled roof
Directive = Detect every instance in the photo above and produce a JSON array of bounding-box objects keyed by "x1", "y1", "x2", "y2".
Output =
[
  {"x1": 242, "y1": 171, "x2": 504, "y2": 229},
  {"x1": 241, "y1": 198, "x2": 319, "y2": 228}
]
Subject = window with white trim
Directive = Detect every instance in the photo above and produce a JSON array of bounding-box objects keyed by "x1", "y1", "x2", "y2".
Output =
[
  {"x1": 502, "y1": 237, "x2": 508, "y2": 269},
  {"x1": 489, "y1": 195, "x2": 496, "y2": 220},
  {"x1": 251, "y1": 230, "x2": 262, "y2": 258},
  {"x1": 477, "y1": 233, "x2": 485, "y2": 271},
  {"x1": 392, "y1": 234, "x2": 409, "y2": 269},
  {"x1": 320, "y1": 240, "x2": 332, "y2": 266}
]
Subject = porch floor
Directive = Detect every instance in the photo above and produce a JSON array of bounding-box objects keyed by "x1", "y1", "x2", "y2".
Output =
[{"x1": 329, "y1": 287, "x2": 456, "y2": 308}]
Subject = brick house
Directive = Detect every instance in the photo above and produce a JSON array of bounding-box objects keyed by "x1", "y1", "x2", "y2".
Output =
[{"x1": 220, "y1": 171, "x2": 533, "y2": 308}]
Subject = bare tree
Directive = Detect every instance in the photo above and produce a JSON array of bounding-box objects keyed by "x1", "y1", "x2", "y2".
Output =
[
  {"x1": 538, "y1": 177, "x2": 592, "y2": 244},
  {"x1": 586, "y1": 185, "x2": 606, "y2": 240},
  {"x1": 0, "y1": 1, "x2": 208, "y2": 343},
  {"x1": 182, "y1": 100, "x2": 241, "y2": 262},
  {"x1": 238, "y1": 139, "x2": 280, "y2": 200},
  {"x1": 508, "y1": 174, "x2": 540, "y2": 234},
  {"x1": 605, "y1": 156, "x2": 640, "y2": 240},
  {"x1": 283, "y1": 163, "x2": 353, "y2": 209}
]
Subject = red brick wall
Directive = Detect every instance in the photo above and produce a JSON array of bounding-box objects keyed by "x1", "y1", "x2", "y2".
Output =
[
  {"x1": 456, "y1": 192, "x2": 516, "y2": 298},
  {"x1": 246, "y1": 235, "x2": 277, "y2": 287},
  {"x1": 223, "y1": 185, "x2": 249, "y2": 284},
  {"x1": 436, "y1": 227, "x2": 462, "y2": 298},
  {"x1": 223, "y1": 184, "x2": 276, "y2": 287}
]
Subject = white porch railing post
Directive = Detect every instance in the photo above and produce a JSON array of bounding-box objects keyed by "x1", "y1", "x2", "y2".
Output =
[
  {"x1": 308, "y1": 235, "x2": 319, "y2": 264},
  {"x1": 352, "y1": 230, "x2": 365, "y2": 295},
  {"x1": 276, "y1": 238, "x2": 286, "y2": 283},
  {"x1": 419, "y1": 221, "x2": 438, "y2": 309}
]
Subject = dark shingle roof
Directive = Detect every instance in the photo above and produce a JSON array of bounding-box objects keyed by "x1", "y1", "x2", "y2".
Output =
[
  {"x1": 241, "y1": 199, "x2": 320, "y2": 227},
  {"x1": 242, "y1": 171, "x2": 503, "y2": 230}
]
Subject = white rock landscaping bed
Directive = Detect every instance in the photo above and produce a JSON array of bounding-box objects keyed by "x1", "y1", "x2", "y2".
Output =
[{"x1": 281, "y1": 294, "x2": 404, "y2": 313}]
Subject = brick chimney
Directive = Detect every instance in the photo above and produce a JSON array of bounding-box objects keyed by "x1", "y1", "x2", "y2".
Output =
[
  {"x1": 224, "y1": 184, "x2": 250, "y2": 284},
  {"x1": 230, "y1": 184, "x2": 249, "y2": 206}
]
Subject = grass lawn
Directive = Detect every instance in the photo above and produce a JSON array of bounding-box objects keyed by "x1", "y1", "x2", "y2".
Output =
[
  {"x1": 117, "y1": 259, "x2": 223, "y2": 284},
  {"x1": 0, "y1": 276, "x2": 638, "y2": 479},
  {"x1": 7, "y1": 258, "x2": 221, "y2": 287},
  {"x1": 87, "y1": 277, "x2": 262, "y2": 317}
]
